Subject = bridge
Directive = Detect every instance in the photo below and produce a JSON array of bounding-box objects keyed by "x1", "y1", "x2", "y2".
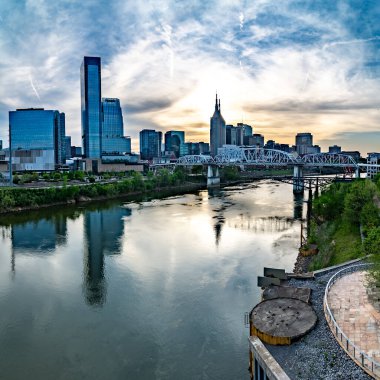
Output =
[{"x1": 169, "y1": 147, "x2": 380, "y2": 192}]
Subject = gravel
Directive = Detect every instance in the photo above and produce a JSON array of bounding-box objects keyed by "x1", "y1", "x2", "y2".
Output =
[{"x1": 263, "y1": 268, "x2": 373, "y2": 380}]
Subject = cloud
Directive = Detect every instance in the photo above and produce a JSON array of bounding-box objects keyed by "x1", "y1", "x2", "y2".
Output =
[{"x1": 0, "y1": 0, "x2": 380, "y2": 154}]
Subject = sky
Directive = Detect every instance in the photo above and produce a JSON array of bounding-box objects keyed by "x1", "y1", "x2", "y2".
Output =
[{"x1": 0, "y1": 0, "x2": 380, "y2": 154}]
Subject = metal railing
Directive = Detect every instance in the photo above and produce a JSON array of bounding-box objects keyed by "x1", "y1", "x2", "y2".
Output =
[{"x1": 324, "y1": 263, "x2": 380, "y2": 377}]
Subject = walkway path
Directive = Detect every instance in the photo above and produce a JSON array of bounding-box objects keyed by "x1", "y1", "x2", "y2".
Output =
[{"x1": 328, "y1": 270, "x2": 380, "y2": 375}]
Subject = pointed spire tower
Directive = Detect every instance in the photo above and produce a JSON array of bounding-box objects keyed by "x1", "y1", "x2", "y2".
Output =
[{"x1": 210, "y1": 92, "x2": 226, "y2": 156}]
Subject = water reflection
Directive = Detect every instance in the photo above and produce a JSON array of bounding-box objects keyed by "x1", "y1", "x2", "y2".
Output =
[
  {"x1": 83, "y1": 207, "x2": 131, "y2": 306},
  {"x1": 0, "y1": 182, "x2": 304, "y2": 380},
  {"x1": 293, "y1": 193, "x2": 304, "y2": 220},
  {"x1": 11, "y1": 215, "x2": 67, "y2": 254}
]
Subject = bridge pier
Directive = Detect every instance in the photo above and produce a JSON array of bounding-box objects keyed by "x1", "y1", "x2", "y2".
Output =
[
  {"x1": 293, "y1": 165, "x2": 304, "y2": 194},
  {"x1": 355, "y1": 167, "x2": 360, "y2": 179},
  {"x1": 207, "y1": 165, "x2": 220, "y2": 187}
]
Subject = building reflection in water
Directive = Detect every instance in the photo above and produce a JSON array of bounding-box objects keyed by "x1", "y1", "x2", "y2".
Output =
[
  {"x1": 293, "y1": 193, "x2": 304, "y2": 220},
  {"x1": 83, "y1": 206, "x2": 131, "y2": 306},
  {"x1": 208, "y1": 187, "x2": 226, "y2": 246},
  {"x1": 11, "y1": 216, "x2": 67, "y2": 254}
]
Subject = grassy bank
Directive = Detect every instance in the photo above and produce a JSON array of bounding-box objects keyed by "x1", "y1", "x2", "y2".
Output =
[
  {"x1": 308, "y1": 178, "x2": 380, "y2": 271},
  {"x1": 0, "y1": 168, "x2": 203, "y2": 214}
]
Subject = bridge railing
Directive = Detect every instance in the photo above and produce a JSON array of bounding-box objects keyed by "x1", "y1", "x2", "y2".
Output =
[{"x1": 324, "y1": 263, "x2": 380, "y2": 377}]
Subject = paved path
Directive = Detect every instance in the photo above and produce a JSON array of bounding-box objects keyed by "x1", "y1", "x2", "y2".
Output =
[{"x1": 328, "y1": 271, "x2": 380, "y2": 373}]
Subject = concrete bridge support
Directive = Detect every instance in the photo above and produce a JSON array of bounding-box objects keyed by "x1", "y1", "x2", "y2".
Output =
[
  {"x1": 293, "y1": 165, "x2": 304, "y2": 194},
  {"x1": 355, "y1": 167, "x2": 360, "y2": 179},
  {"x1": 207, "y1": 165, "x2": 220, "y2": 187}
]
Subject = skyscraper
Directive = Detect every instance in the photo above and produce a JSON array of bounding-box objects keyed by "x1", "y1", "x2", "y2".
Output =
[
  {"x1": 139, "y1": 129, "x2": 162, "y2": 160},
  {"x1": 0, "y1": 140, "x2": 2, "y2": 150},
  {"x1": 210, "y1": 94, "x2": 226, "y2": 156},
  {"x1": 81, "y1": 56, "x2": 102, "y2": 158},
  {"x1": 164, "y1": 131, "x2": 185, "y2": 158},
  {"x1": 295, "y1": 133, "x2": 313, "y2": 155},
  {"x1": 102, "y1": 98, "x2": 131, "y2": 155},
  {"x1": 9, "y1": 108, "x2": 65, "y2": 170}
]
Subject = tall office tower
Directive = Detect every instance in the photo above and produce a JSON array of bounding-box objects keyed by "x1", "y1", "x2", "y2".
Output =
[
  {"x1": 0, "y1": 140, "x2": 2, "y2": 150},
  {"x1": 226, "y1": 125, "x2": 237, "y2": 145},
  {"x1": 9, "y1": 108, "x2": 65, "y2": 171},
  {"x1": 164, "y1": 131, "x2": 185, "y2": 158},
  {"x1": 295, "y1": 132, "x2": 313, "y2": 155},
  {"x1": 101, "y1": 98, "x2": 131, "y2": 155},
  {"x1": 139, "y1": 129, "x2": 162, "y2": 160},
  {"x1": 81, "y1": 56, "x2": 102, "y2": 158},
  {"x1": 235, "y1": 124, "x2": 244, "y2": 146},
  {"x1": 65, "y1": 136, "x2": 71, "y2": 160},
  {"x1": 237, "y1": 123, "x2": 253, "y2": 145},
  {"x1": 210, "y1": 94, "x2": 226, "y2": 156}
]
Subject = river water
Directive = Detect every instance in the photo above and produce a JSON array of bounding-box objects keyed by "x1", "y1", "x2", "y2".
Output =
[{"x1": 0, "y1": 180, "x2": 304, "y2": 380}]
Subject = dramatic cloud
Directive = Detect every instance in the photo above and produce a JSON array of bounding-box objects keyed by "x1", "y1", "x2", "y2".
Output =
[{"x1": 0, "y1": 0, "x2": 380, "y2": 153}]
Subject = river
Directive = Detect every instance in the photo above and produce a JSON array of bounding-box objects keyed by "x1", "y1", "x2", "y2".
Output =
[{"x1": 0, "y1": 180, "x2": 304, "y2": 380}]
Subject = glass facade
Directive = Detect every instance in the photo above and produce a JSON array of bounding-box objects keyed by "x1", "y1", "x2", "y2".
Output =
[
  {"x1": 65, "y1": 136, "x2": 71, "y2": 159},
  {"x1": 101, "y1": 98, "x2": 131, "y2": 155},
  {"x1": 164, "y1": 131, "x2": 185, "y2": 158},
  {"x1": 9, "y1": 108, "x2": 65, "y2": 170},
  {"x1": 81, "y1": 57, "x2": 102, "y2": 158},
  {"x1": 139, "y1": 129, "x2": 162, "y2": 160}
]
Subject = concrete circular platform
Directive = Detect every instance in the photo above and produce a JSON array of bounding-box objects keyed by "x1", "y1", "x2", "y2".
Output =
[{"x1": 250, "y1": 297, "x2": 317, "y2": 345}]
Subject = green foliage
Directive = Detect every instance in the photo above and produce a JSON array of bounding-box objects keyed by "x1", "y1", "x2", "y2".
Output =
[
  {"x1": 364, "y1": 227, "x2": 380, "y2": 256},
  {"x1": 309, "y1": 179, "x2": 379, "y2": 270},
  {"x1": 360, "y1": 202, "x2": 380, "y2": 235},
  {"x1": 0, "y1": 168, "x2": 191, "y2": 213},
  {"x1": 74, "y1": 171, "x2": 85, "y2": 181},
  {"x1": 343, "y1": 180, "x2": 376, "y2": 225},
  {"x1": 13, "y1": 175, "x2": 20, "y2": 184},
  {"x1": 222, "y1": 166, "x2": 239, "y2": 181},
  {"x1": 53, "y1": 172, "x2": 62, "y2": 182}
]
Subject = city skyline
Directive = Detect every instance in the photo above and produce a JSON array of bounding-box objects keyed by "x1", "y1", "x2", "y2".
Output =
[{"x1": 1, "y1": 1, "x2": 380, "y2": 154}]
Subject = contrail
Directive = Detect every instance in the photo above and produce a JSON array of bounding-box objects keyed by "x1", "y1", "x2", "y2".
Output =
[
  {"x1": 239, "y1": 12, "x2": 244, "y2": 31},
  {"x1": 323, "y1": 36, "x2": 380, "y2": 50},
  {"x1": 29, "y1": 74, "x2": 41, "y2": 101}
]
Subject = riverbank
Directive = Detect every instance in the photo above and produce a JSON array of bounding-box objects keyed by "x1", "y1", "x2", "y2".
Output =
[
  {"x1": 293, "y1": 179, "x2": 380, "y2": 273},
  {"x1": 0, "y1": 180, "x2": 207, "y2": 215}
]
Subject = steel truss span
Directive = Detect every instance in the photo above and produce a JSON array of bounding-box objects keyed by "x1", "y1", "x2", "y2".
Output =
[
  {"x1": 175, "y1": 148, "x2": 359, "y2": 168},
  {"x1": 302, "y1": 153, "x2": 358, "y2": 168}
]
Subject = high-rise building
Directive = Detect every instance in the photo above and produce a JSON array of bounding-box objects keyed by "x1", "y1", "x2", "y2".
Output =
[
  {"x1": 101, "y1": 98, "x2": 131, "y2": 155},
  {"x1": 81, "y1": 56, "x2": 102, "y2": 158},
  {"x1": 9, "y1": 108, "x2": 65, "y2": 171},
  {"x1": 210, "y1": 94, "x2": 226, "y2": 156},
  {"x1": 139, "y1": 129, "x2": 162, "y2": 160},
  {"x1": 65, "y1": 136, "x2": 71, "y2": 160},
  {"x1": 0, "y1": 140, "x2": 2, "y2": 150},
  {"x1": 247, "y1": 134, "x2": 264, "y2": 147},
  {"x1": 237, "y1": 123, "x2": 253, "y2": 145},
  {"x1": 164, "y1": 131, "x2": 185, "y2": 158},
  {"x1": 226, "y1": 125, "x2": 237, "y2": 145},
  {"x1": 329, "y1": 145, "x2": 341, "y2": 154},
  {"x1": 295, "y1": 133, "x2": 313, "y2": 155}
]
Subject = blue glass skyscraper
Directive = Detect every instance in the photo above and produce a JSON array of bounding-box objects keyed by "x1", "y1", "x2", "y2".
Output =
[
  {"x1": 164, "y1": 131, "x2": 185, "y2": 158},
  {"x1": 81, "y1": 56, "x2": 102, "y2": 158},
  {"x1": 139, "y1": 129, "x2": 162, "y2": 160},
  {"x1": 9, "y1": 108, "x2": 66, "y2": 170},
  {"x1": 101, "y1": 98, "x2": 131, "y2": 155}
]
